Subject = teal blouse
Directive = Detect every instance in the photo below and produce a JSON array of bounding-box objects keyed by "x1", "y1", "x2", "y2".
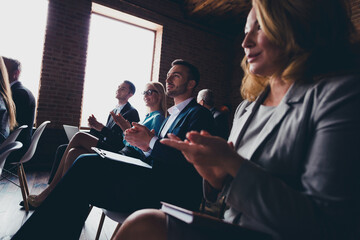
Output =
[{"x1": 124, "y1": 110, "x2": 165, "y2": 153}]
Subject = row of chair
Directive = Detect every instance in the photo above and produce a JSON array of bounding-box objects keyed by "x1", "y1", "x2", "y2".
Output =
[
  {"x1": 0, "y1": 121, "x2": 50, "y2": 212},
  {"x1": 1, "y1": 122, "x2": 196, "y2": 239}
]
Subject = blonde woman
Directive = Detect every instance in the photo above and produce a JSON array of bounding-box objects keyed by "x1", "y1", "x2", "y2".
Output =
[
  {"x1": 0, "y1": 56, "x2": 16, "y2": 143},
  {"x1": 26, "y1": 82, "x2": 166, "y2": 208},
  {"x1": 112, "y1": 81, "x2": 167, "y2": 158},
  {"x1": 113, "y1": 0, "x2": 360, "y2": 239}
]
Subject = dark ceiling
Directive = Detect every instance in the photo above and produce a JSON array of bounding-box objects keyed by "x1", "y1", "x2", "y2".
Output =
[{"x1": 171, "y1": 0, "x2": 251, "y2": 36}]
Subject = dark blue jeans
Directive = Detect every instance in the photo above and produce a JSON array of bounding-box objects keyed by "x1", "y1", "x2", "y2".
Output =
[{"x1": 12, "y1": 153, "x2": 156, "y2": 240}]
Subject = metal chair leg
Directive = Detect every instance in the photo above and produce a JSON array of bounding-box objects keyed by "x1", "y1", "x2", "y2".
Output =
[
  {"x1": 110, "y1": 223, "x2": 122, "y2": 240},
  {"x1": 20, "y1": 163, "x2": 29, "y2": 196},
  {"x1": 18, "y1": 165, "x2": 29, "y2": 212},
  {"x1": 95, "y1": 212, "x2": 106, "y2": 240}
]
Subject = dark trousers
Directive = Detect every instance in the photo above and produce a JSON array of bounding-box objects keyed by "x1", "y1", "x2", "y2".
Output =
[{"x1": 12, "y1": 154, "x2": 158, "y2": 240}]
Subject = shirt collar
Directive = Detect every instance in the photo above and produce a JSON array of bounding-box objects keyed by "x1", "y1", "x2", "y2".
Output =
[
  {"x1": 10, "y1": 80, "x2": 19, "y2": 87},
  {"x1": 146, "y1": 110, "x2": 160, "y2": 118},
  {"x1": 167, "y1": 97, "x2": 193, "y2": 116},
  {"x1": 115, "y1": 102, "x2": 127, "y2": 113}
]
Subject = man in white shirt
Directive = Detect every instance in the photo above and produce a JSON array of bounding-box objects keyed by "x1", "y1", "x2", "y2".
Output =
[{"x1": 12, "y1": 59, "x2": 215, "y2": 240}]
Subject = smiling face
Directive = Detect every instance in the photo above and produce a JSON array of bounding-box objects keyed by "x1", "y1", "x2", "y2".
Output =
[
  {"x1": 143, "y1": 84, "x2": 159, "y2": 108},
  {"x1": 242, "y1": 8, "x2": 283, "y2": 77}
]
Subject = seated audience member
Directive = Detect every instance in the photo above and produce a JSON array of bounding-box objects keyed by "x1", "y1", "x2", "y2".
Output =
[
  {"x1": 11, "y1": 59, "x2": 215, "y2": 240},
  {"x1": 25, "y1": 80, "x2": 140, "y2": 208},
  {"x1": 113, "y1": 81, "x2": 167, "y2": 159},
  {"x1": 47, "y1": 80, "x2": 140, "y2": 183},
  {"x1": 3, "y1": 57, "x2": 36, "y2": 163},
  {"x1": 197, "y1": 89, "x2": 230, "y2": 139},
  {"x1": 110, "y1": 1, "x2": 360, "y2": 240},
  {"x1": 0, "y1": 57, "x2": 16, "y2": 144},
  {"x1": 25, "y1": 82, "x2": 166, "y2": 208}
]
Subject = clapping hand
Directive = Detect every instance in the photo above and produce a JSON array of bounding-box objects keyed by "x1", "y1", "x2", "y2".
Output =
[
  {"x1": 88, "y1": 114, "x2": 104, "y2": 131},
  {"x1": 161, "y1": 131, "x2": 243, "y2": 190},
  {"x1": 110, "y1": 111, "x2": 131, "y2": 131},
  {"x1": 124, "y1": 122, "x2": 155, "y2": 152}
]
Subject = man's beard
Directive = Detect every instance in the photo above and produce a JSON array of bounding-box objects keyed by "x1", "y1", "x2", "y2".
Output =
[{"x1": 166, "y1": 82, "x2": 188, "y2": 98}]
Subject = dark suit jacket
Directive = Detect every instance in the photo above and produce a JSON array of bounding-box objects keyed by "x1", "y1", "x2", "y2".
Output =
[
  {"x1": 7, "y1": 81, "x2": 36, "y2": 162},
  {"x1": 210, "y1": 107, "x2": 230, "y2": 140},
  {"x1": 91, "y1": 102, "x2": 140, "y2": 152},
  {"x1": 149, "y1": 99, "x2": 215, "y2": 210}
]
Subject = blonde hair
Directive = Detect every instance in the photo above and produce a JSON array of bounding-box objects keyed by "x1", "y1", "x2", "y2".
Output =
[
  {"x1": 0, "y1": 56, "x2": 17, "y2": 130},
  {"x1": 241, "y1": 0, "x2": 357, "y2": 101},
  {"x1": 146, "y1": 82, "x2": 167, "y2": 117}
]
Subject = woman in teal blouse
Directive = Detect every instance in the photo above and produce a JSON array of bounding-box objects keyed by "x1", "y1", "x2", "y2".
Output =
[
  {"x1": 26, "y1": 82, "x2": 166, "y2": 208},
  {"x1": 112, "y1": 81, "x2": 167, "y2": 159}
]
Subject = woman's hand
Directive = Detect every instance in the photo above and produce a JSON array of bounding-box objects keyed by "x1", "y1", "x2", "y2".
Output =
[
  {"x1": 110, "y1": 111, "x2": 131, "y2": 131},
  {"x1": 161, "y1": 131, "x2": 244, "y2": 189},
  {"x1": 124, "y1": 123, "x2": 155, "y2": 152}
]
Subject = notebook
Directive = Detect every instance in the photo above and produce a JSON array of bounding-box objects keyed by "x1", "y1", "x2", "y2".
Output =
[
  {"x1": 160, "y1": 202, "x2": 272, "y2": 238},
  {"x1": 63, "y1": 125, "x2": 79, "y2": 141},
  {"x1": 91, "y1": 147, "x2": 152, "y2": 169}
]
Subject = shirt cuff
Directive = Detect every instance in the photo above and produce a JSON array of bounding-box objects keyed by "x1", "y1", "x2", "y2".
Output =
[
  {"x1": 143, "y1": 136, "x2": 158, "y2": 157},
  {"x1": 149, "y1": 136, "x2": 159, "y2": 149}
]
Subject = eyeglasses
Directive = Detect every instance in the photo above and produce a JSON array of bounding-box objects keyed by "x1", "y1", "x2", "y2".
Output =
[{"x1": 142, "y1": 89, "x2": 158, "y2": 96}]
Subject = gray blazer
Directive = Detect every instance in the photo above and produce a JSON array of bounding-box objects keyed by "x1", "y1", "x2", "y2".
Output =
[{"x1": 212, "y1": 74, "x2": 360, "y2": 239}]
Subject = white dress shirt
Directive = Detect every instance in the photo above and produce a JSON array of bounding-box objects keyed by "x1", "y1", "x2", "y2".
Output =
[{"x1": 144, "y1": 97, "x2": 194, "y2": 156}]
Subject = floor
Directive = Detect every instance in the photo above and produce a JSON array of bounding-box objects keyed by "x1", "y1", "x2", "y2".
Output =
[{"x1": 0, "y1": 168, "x2": 118, "y2": 240}]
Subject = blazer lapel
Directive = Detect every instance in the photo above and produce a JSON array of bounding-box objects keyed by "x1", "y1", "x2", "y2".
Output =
[
  {"x1": 160, "y1": 99, "x2": 196, "y2": 136},
  {"x1": 233, "y1": 88, "x2": 269, "y2": 149},
  {"x1": 170, "y1": 99, "x2": 197, "y2": 133},
  {"x1": 120, "y1": 102, "x2": 131, "y2": 115},
  {"x1": 235, "y1": 82, "x2": 309, "y2": 160},
  {"x1": 106, "y1": 102, "x2": 130, "y2": 129},
  {"x1": 157, "y1": 117, "x2": 169, "y2": 136}
]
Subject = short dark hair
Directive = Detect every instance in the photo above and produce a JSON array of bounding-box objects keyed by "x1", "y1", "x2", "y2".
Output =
[
  {"x1": 123, "y1": 80, "x2": 136, "y2": 94},
  {"x1": 171, "y1": 59, "x2": 200, "y2": 87},
  {"x1": 3, "y1": 57, "x2": 21, "y2": 74}
]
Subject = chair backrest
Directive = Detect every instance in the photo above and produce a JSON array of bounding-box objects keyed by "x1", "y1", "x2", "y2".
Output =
[
  {"x1": 19, "y1": 121, "x2": 50, "y2": 164},
  {"x1": 1, "y1": 125, "x2": 28, "y2": 148},
  {"x1": 0, "y1": 141, "x2": 23, "y2": 175}
]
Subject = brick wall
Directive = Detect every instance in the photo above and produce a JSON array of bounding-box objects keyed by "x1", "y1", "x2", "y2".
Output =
[
  {"x1": 351, "y1": 0, "x2": 360, "y2": 33},
  {"x1": 33, "y1": 0, "x2": 236, "y2": 166},
  {"x1": 31, "y1": 0, "x2": 360, "y2": 167}
]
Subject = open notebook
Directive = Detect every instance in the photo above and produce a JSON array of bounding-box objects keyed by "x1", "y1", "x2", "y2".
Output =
[
  {"x1": 161, "y1": 202, "x2": 272, "y2": 238},
  {"x1": 63, "y1": 125, "x2": 79, "y2": 141},
  {"x1": 91, "y1": 147, "x2": 152, "y2": 169}
]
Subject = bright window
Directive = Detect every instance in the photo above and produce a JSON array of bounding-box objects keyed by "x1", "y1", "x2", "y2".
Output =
[
  {"x1": 81, "y1": 3, "x2": 163, "y2": 127},
  {"x1": 0, "y1": 0, "x2": 48, "y2": 104}
]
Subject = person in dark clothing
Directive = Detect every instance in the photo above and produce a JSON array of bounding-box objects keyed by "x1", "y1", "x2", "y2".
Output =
[
  {"x1": 3, "y1": 57, "x2": 35, "y2": 162},
  {"x1": 12, "y1": 59, "x2": 215, "y2": 240},
  {"x1": 197, "y1": 89, "x2": 230, "y2": 140},
  {"x1": 27, "y1": 80, "x2": 139, "y2": 208}
]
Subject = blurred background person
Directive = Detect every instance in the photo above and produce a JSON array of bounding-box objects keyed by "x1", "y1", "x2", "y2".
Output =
[
  {"x1": 3, "y1": 57, "x2": 36, "y2": 163},
  {"x1": 197, "y1": 89, "x2": 229, "y2": 140}
]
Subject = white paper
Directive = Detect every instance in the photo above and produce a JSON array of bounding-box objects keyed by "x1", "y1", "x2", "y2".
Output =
[{"x1": 91, "y1": 147, "x2": 152, "y2": 169}]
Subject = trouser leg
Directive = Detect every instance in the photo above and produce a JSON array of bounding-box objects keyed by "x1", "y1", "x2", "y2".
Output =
[{"x1": 12, "y1": 153, "x2": 155, "y2": 240}]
